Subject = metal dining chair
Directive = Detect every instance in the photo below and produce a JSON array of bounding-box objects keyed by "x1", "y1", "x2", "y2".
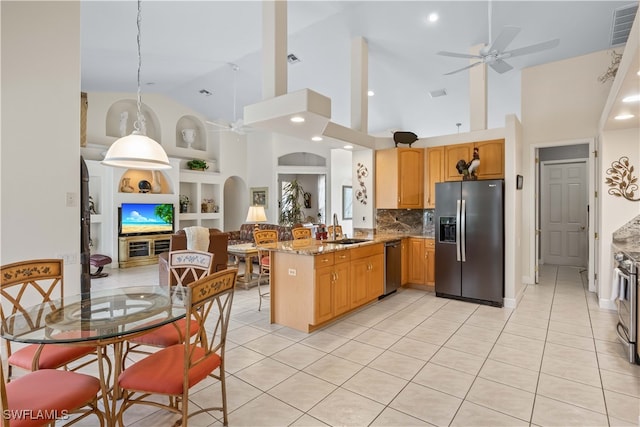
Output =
[
  {"x1": 123, "y1": 250, "x2": 214, "y2": 364},
  {"x1": 116, "y1": 268, "x2": 238, "y2": 426},
  {"x1": 0, "y1": 355, "x2": 104, "y2": 426},
  {"x1": 0, "y1": 259, "x2": 97, "y2": 379},
  {"x1": 253, "y1": 229, "x2": 278, "y2": 311}
]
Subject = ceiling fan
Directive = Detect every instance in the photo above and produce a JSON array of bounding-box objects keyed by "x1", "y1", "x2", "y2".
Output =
[
  {"x1": 437, "y1": 2, "x2": 559, "y2": 76},
  {"x1": 207, "y1": 64, "x2": 253, "y2": 134}
]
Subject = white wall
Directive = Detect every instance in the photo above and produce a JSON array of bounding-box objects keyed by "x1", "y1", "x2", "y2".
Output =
[
  {"x1": 330, "y1": 149, "x2": 353, "y2": 235},
  {"x1": 520, "y1": 50, "x2": 614, "y2": 285},
  {"x1": 598, "y1": 127, "x2": 640, "y2": 308},
  {"x1": 1, "y1": 2, "x2": 83, "y2": 293},
  {"x1": 351, "y1": 150, "x2": 375, "y2": 231}
]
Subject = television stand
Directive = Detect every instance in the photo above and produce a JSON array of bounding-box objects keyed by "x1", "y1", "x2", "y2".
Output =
[{"x1": 118, "y1": 234, "x2": 171, "y2": 268}]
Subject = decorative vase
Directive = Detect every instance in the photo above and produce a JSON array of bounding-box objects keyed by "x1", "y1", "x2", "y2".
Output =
[
  {"x1": 120, "y1": 177, "x2": 134, "y2": 193},
  {"x1": 180, "y1": 202, "x2": 189, "y2": 213},
  {"x1": 150, "y1": 171, "x2": 162, "y2": 193},
  {"x1": 181, "y1": 128, "x2": 196, "y2": 149}
]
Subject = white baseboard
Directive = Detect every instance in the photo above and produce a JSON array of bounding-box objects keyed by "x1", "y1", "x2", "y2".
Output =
[{"x1": 598, "y1": 297, "x2": 617, "y2": 311}]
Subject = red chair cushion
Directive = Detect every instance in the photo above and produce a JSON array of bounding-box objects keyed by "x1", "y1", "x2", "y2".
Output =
[
  {"x1": 260, "y1": 256, "x2": 270, "y2": 266},
  {"x1": 129, "y1": 318, "x2": 200, "y2": 347},
  {"x1": 8, "y1": 344, "x2": 95, "y2": 370},
  {"x1": 5, "y1": 369, "x2": 100, "y2": 427},
  {"x1": 118, "y1": 344, "x2": 221, "y2": 395}
]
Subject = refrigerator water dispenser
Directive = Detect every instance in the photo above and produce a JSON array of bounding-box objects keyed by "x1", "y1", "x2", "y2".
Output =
[{"x1": 439, "y1": 217, "x2": 456, "y2": 243}]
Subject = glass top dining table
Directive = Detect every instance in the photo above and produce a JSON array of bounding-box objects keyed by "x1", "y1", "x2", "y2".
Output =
[{"x1": 0, "y1": 285, "x2": 189, "y2": 345}]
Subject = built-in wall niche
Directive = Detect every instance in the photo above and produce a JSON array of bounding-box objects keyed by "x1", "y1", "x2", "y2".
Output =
[
  {"x1": 105, "y1": 100, "x2": 161, "y2": 143},
  {"x1": 118, "y1": 170, "x2": 173, "y2": 194},
  {"x1": 176, "y1": 115, "x2": 206, "y2": 151}
]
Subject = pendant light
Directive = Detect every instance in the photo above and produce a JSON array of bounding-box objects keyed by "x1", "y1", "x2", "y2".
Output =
[{"x1": 102, "y1": 0, "x2": 171, "y2": 170}]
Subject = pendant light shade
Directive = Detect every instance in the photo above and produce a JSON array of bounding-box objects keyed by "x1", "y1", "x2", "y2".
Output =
[
  {"x1": 102, "y1": 131, "x2": 171, "y2": 170},
  {"x1": 102, "y1": 0, "x2": 171, "y2": 171}
]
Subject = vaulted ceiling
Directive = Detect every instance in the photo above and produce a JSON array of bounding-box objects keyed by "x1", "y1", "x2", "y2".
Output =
[{"x1": 81, "y1": 1, "x2": 636, "y2": 138}]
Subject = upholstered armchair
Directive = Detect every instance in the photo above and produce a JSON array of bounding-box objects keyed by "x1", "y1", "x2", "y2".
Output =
[{"x1": 158, "y1": 228, "x2": 229, "y2": 287}]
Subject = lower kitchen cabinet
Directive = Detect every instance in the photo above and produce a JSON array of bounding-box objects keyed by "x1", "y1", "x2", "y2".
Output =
[
  {"x1": 271, "y1": 243, "x2": 382, "y2": 333},
  {"x1": 401, "y1": 238, "x2": 409, "y2": 285},
  {"x1": 408, "y1": 237, "x2": 435, "y2": 286}
]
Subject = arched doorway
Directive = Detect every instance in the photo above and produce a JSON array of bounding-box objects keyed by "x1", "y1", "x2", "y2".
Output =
[{"x1": 223, "y1": 176, "x2": 248, "y2": 232}]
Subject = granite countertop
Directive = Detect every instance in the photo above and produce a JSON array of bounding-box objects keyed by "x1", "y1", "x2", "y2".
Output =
[
  {"x1": 270, "y1": 233, "x2": 434, "y2": 256},
  {"x1": 612, "y1": 214, "x2": 640, "y2": 262}
]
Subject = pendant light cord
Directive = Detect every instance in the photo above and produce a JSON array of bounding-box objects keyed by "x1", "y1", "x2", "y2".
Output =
[{"x1": 134, "y1": 0, "x2": 145, "y2": 135}]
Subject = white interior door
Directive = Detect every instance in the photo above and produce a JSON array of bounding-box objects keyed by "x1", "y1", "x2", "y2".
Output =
[{"x1": 541, "y1": 161, "x2": 587, "y2": 266}]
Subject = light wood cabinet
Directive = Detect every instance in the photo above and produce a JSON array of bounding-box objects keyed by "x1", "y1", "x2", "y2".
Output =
[
  {"x1": 118, "y1": 234, "x2": 171, "y2": 268},
  {"x1": 349, "y1": 243, "x2": 384, "y2": 307},
  {"x1": 407, "y1": 237, "x2": 435, "y2": 286},
  {"x1": 474, "y1": 139, "x2": 504, "y2": 180},
  {"x1": 401, "y1": 238, "x2": 409, "y2": 285},
  {"x1": 272, "y1": 244, "x2": 383, "y2": 333},
  {"x1": 425, "y1": 239, "x2": 435, "y2": 285},
  {"x1": 442, "y1": 140, "x2": 504, "y2": 182},
  {"x1": 425, "y1": 146, "x2": 444, "y2": 208},
  {"x1": 375, "y1": 148, "x2": 424, "y2": 209},
  {"x1": 444, "y1": 143, "x2": 473, "y2": 181}
]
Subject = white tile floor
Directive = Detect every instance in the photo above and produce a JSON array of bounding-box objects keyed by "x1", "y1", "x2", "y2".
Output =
[{"x1": 81, "y1": 263, "x2": 640, "y2": 426}]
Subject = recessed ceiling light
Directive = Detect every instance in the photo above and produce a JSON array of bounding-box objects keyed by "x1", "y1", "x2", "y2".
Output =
[
  {"x1": 614, "y1": 114, "x2": 634, "y2": 120},
  {"x1": 367, "y1": 90, "x2": 375, "y2": 97},
  {"x1": 312, "y1": 136, "x2": 323, "y2": 142},
  {"x1": 622, "y1": 94, "x2": 640, "y2": 103},
  {"x1": 428, "y1": 13, "x2": 438, "y2": 22},
  {"x1": 343, "y1": 145, "x2": 353, "y2": 150},
  {"x1": 290, "y1": 116, "x2": 305, "y2": 123}
]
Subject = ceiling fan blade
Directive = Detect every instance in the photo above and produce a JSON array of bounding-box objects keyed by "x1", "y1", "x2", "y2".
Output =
[
  {"x1": 437, "y1": 51, "x2": 483, "y2": 60},
  {"x1": 444, "y1": 62, "x2": 483, "y2": 76},
  {"x1": 489, "y1": 59, "x2": 513, "y2": 74},
  {"x1": 504, "y1": 38, "x2": 560, "y2": 58},
  {"x1": 488, "y1": 26, "x2": 520, "y2": 53},
  {"x1": 206, "y1": 120, "x2": 232, "y2": 132}
]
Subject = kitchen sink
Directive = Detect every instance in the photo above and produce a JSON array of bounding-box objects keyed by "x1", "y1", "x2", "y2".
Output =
[{"x1": 324, "y1": 238, "x2": 371, "y2": 245}]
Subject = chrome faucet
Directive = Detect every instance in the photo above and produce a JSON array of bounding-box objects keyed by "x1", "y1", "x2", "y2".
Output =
[{"x1": 332, "y1": 213, "x2": 339, "y2": 240}]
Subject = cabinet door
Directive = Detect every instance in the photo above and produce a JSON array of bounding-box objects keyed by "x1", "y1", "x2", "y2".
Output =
[
  {"x1": 401, "y1": 239, "x2": 409, "y2": 285},
  {"x1": 425, "y1": 239, "x2": 435, "y2": 286},
  {"x1": 314, "y1": 265, "x2": 334, "y2": 324},
  {"x1": 444, "y1": 143, "x2": 473, "y2": 181},
  {"x1": 398, "y1": 148, "x2": 424, "y2": 208},
  {"x1": 333, "y1": 262, "x2": 350, "y2": 316},
  {"x1": 426, "y1": 146, "x2": 444, "y2": 208},
  {"x1": 408, "y1": 238, "x2": 426, "y2": 284},
  {"x1": 350, "y1": 257, "x2": 370, "y2": 308},
  {"x1": 375, "y1": 149, "x2": 398, "y2": 209},
  {"x1": 475, "y1": 139, "x2": 505, "y2": 179},
  {"x1": 366, "y1": 253, "x2": 384, "y2": 300}
]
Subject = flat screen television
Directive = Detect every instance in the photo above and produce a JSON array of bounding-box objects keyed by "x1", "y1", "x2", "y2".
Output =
[{"x1": 119, "y1": 203, "x2": 174, "y2": 236}]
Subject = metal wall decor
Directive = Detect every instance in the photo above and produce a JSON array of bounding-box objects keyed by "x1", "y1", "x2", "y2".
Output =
[
  {"x1": 355, "y1": 162, "x2": 369, "y2": 205},
  {"x1": 605, "y1": 156, "x2": 639, "y2": 201}
]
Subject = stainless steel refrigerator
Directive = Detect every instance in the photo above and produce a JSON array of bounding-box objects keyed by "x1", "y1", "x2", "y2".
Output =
[{"x1": 435, "y1": 180, "x2": 504, "y2": 307}]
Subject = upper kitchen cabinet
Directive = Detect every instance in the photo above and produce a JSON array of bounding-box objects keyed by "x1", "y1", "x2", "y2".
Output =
[
  {"x1": 376, "y1": 147, "x2": 424, "y2": 209},
  {"x1": 443, "y1": 140, "x2": 504, "y2": 181},
  {"x1": 425, "y1": 146, "x2": 444, "y2": 209},
  {"x1": 474, "y1": 139, "x2": 505, "y2": 180}
]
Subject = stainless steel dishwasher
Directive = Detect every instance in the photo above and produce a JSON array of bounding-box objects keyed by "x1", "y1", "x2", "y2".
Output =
[{"x1": 383, "y1": 240, "x2": 402, "y2": 298}]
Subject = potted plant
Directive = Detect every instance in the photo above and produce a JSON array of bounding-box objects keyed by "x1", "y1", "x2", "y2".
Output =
[
  {"x1": 186, "y1": 159, "x2": 208, "y2": 171},
  {"x1": 279, "y1": 179, "x2": 305, "y2": 226},
  {"x1": 179, "y1": 195, "x2": 190, "y2": 213}
]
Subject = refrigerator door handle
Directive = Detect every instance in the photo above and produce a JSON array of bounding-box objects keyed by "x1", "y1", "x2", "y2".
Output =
[
  {"x1": 456, "y1": 199, "x2": 461, "y2": 261},
  {"x1": 461, "y1": 199, "x2": 466, "y2": 262}
]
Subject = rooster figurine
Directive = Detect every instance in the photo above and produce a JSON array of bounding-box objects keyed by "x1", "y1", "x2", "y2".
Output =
[
  {"x1": 456, "y1": 147, "x2": 480, "y2": 181},
  {"x1": 467, "y1": 147, "x2": 480, "y2": 180}
]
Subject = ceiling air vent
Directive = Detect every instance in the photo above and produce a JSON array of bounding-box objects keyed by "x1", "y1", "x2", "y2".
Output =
[{"x1": 610, "y1": 4, "x2": 638, "y2": 46}]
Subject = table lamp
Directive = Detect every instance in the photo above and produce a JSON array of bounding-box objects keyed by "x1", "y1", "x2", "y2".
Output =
[{"x1": 246, "y1": 205, "x2": 267, "y2": 232}]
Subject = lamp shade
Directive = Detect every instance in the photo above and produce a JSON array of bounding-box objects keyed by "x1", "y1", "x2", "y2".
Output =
[
  {"x1": 102, "y1": 131, "x2": 171, "y2": 170},
  {"x1": 246, "y1": 205, "x2": 267, "y2": 223}
]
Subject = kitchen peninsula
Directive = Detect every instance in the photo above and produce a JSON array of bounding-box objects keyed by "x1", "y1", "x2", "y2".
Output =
[{"x1": 269, "y1": 237, "x2": 394, "y2": 332}]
